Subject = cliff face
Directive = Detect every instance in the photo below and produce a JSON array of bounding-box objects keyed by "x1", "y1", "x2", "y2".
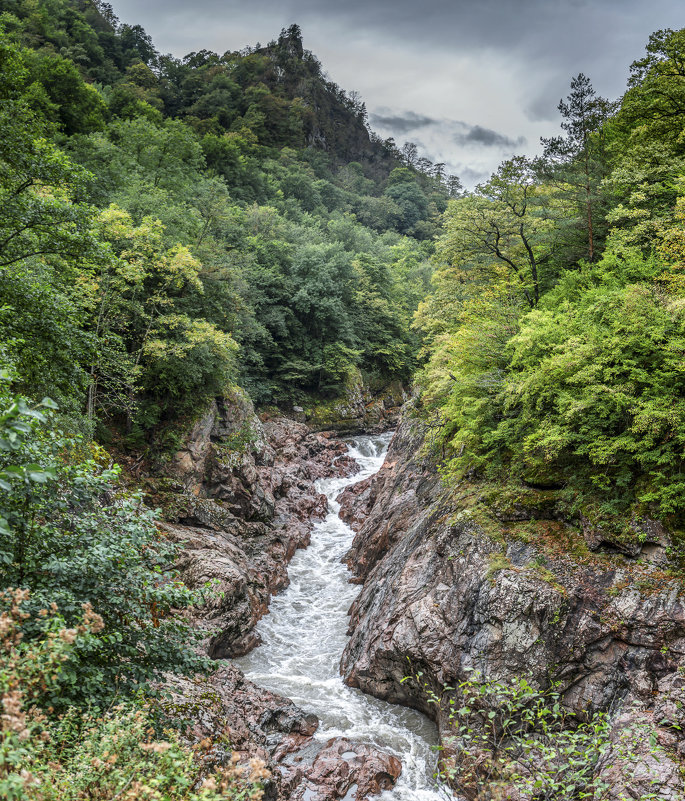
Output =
[
  {"x1": 147, "y1": 390, "x2": 402, "y2": 801},
  {"x1": 339, "y1": 408, "x2": 685, "y2": 799},
  {"x1": 149, "y1": 389, "x2": 358, "y2": 657}
]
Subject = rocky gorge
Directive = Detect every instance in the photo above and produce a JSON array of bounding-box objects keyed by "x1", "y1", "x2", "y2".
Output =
[
  {"x1": 140, "y1": 386, "x2": 407, "y2": 801},
  {"x1": 339, "y1": 405, "x2": 685, "y2": 799},
  {"x1": 145, "y1": 385, "x2": 685, "y2": 801}
]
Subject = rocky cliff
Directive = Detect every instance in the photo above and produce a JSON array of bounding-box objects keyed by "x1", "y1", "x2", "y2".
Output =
[
  {"x1": 147, "y1": 389, "x2": 357, "y2": 657},
  {"x1": 339, "y1": 406, "x2": 685, "y2": 799},
  {"x1": 142, "y1": 389, "x2": 401, "y2": 801}
]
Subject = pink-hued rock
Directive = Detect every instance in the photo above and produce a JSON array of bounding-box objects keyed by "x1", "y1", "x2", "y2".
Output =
[
  {"x1": 339, "y1": 409, "x2": 685, "y2": 800},
  {"x1": 166, "y1": 659, "x2": 401, "y2": 801},
  {"x1": 152, "y1": 390, "x2": 359, "y2": 658}
]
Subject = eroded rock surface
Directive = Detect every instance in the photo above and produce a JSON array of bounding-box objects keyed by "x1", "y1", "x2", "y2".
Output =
[
  {"x1": 150, "y1": 390, "x2": 358, "y2": 657},
  {"x1": 152, "y1": 391, "x2": 402, "y2": 801},
  {"x1": 167, "y1": 666, "x2": 401, "y2": 801},
  {"x1": 303, "y1": 378, "x2": 408, "y2": 434},
  {"x1": 339, "y1": 409, "x2": 685, "y2": 798}
]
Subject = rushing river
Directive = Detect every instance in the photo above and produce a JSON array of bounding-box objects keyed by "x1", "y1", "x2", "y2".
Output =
[{"x1": 235, "y1": 433, "x2": 444, "y2": 801}]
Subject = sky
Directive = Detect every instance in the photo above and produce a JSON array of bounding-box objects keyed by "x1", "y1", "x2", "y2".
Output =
[{"x1": 111, "y1": 0, "x2": 684, "y2": 186}]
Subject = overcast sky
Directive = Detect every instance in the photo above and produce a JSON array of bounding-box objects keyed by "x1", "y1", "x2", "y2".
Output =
[{"x1": 111, "y1": 0, "x2": 683, "y2": 186}]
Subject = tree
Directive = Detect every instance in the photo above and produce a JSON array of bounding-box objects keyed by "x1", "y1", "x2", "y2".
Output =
[
  {"x1": 626, "y1": 28, "x2": 685, "y2": 123},
  {"x1": 0, "y1": 32, "x2": 96, "y2": 270},
  {"x1": 540, "y1": 73, "x2": 614, "y2": 262},
  {"x1": 401, "y1": 141, "x2": 419, "y2": 167},
  {"x1": 439, "y1": 158, "x2": 555, "y2": 309},
  {"x1": 409, "y1": 669, "x2": 661, "y2": 801},
  {"x1": 82, "y1": 206, "x2": 237, "y2": 425}
]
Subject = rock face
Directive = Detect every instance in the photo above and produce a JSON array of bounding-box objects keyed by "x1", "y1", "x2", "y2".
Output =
[
  {"x1": 150, "y1": 390, "x2": 401, "y2": 801},
  {"x1": 167, "y1": 665, "x2": 401, "y2": 801},
  {"x1": 302, "y1": 378, "x2": 407, "y2": 434},
  {"x1": 339, "y1": 409, "x2": 685, "y2": 799},
  {"x1": 151, "y1": 389, "x2": 358, "y2": 657}
]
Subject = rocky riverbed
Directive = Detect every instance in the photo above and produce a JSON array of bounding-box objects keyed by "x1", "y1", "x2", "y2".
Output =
[
  {"x1": 146, "y1": 388, "x2": 685, "y2": 800},
  {"x1": 147, "y1": 390, "x2": 406, "y2": 801},
  {"x1": 339, "y1": 408, "x2": 685, "y2": 800}
]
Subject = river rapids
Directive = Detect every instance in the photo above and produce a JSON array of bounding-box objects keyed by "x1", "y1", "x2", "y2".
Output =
[{"x1": 236, "y1": 433, "x2": 444, "y2": 801}]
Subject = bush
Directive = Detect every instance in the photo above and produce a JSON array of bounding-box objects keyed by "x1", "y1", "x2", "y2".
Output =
[
  {"x1": 0, "y1": 590, "x2": 269, "y2": 801},
  {"x1": 405, "y1": 667, "x2": 662, "y2": 800},
  {"x1": 0, "y1": 381, "x2": 212, "y2": 710}
]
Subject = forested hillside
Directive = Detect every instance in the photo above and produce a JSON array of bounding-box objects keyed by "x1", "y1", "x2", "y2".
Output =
[
  {"x1": 3, "y1": 0, "x2": 685, "y2": 797},
  {"x1": 0, "y1": 0, "x2": 456, "y2": 446},
  {"x1": 416, "y1": 32, "x2": 685, "y2": 540}
]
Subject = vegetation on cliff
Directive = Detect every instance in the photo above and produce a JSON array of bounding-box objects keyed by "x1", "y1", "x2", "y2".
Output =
[
  {"x1": 3, "y1": 0, "x2": 685, "y2": 796},
  {"x1": 416, "y1": 28, "x2": 685, "y2": 537}
]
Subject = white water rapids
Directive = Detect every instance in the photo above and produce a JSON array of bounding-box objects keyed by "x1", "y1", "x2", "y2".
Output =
[{"x1": 235, "y1": 433, "x2": 445, "y2": 801}]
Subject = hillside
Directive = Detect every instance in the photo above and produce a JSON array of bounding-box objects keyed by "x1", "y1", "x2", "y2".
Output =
[{"x1": 3, "y1": 2, "x2": 685, "y2": 800}]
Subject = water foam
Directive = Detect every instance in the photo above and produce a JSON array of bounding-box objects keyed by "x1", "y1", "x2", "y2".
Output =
[{"x1": 235, "y1": 432, "x2": 444, "y2": 801}]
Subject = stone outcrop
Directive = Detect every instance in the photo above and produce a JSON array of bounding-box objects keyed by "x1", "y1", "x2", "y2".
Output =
[
  {"x1": 148, "y1": 390, "x2": 401, "y2": 801},
  {"x1": 167, "y1": 665, "x2": 401, "y2": 801},
  {"x1": 147, "y1": 389, "x2": 358, "y2": 657},
  {"x1": 339, "y1": 408, "x2": 685, "y2": 799},
  {"x1": 301, "y1": 378, "x2": 407, "y2": 434}
]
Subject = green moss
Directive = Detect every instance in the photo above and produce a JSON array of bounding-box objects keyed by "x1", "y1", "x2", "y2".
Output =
[{"x1": 486, "y1": 552, "x2": 513, "y2": 582}]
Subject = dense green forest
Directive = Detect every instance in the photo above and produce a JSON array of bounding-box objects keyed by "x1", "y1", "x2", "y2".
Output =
[
  {"x1": 0, "y1": 1, "x2": 452, "y2": 796},
  {"x1": 416, "y1": 31, "x2": 685, "y2": 538},
  {"x1": 2, "y1": 0, "x2": 685, "y2": 796},
  {"x1": 0, "y1": 0, "x2": 454, "y2": 445}
]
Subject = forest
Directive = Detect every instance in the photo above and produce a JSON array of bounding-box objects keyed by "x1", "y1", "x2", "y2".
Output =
[{"x1": 2, "y1": 0, "x2": 685, "y2": 798}]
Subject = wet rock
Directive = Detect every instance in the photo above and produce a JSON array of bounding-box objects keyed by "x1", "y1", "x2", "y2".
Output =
[
  {"x1": 597, "y1": 710, "x2": 684, "y2": 800},
  {"x1": 341, "y1": 418, "x2": 439, "y2": 582},
  {"x1": 167, "y1": 666, "x2": 401, "y2": 801},
  {"x1": 150, "y1": 389, "x2": 358, "y2": 657},
  {"x1": 297, "y1": 738, "x2": 402, "y2": 801},
  {"x1": 339, "y1": 407, "x2": 685, "y2": 797},
  {"x1": 336, "y1": 476, "x2": 375, "y2": 532}
]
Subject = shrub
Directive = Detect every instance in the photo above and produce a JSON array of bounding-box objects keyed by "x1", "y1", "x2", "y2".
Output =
[
  {"x1": 0, "y1": 590, "x2": 269, "y2": 801},
  {"x1": 0, "y1": 381, "x2": 212, "y2": 710},
  {"x1": 405, "y1": 667, "x2": 662, "y2": 800}
]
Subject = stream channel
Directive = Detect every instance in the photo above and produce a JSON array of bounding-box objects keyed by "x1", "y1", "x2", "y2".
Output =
[{"x1": 235, "y1": 433, "x2": 444, "y2": 801}]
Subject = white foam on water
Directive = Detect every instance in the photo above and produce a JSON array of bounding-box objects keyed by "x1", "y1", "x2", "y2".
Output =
[{"x1": 235, "y1": 432, "x2": 445, "y2": 801}]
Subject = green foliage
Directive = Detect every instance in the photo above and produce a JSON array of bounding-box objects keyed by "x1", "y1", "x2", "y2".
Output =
[
  {"x1": 417, "y1": 27, "x2": 685, "y2": 537},
  {"x1": 417, "y1": 670, "x2": 662, "y2": 801},
  {"x1": 0, "y1": 9, "x2": 446, "y2": 422},
  {"x1": 404, "y1": 662, "x2": 662, "y2": 800},
  {"x1": 0, "y1": 31, "x2": 96, "y2": 270},
  {"x1": 0, "y1": 590, "x2": 269, "y2": 801},
  {"x1": 0, "y1": 385, "x2": 212, "y2": 710}
]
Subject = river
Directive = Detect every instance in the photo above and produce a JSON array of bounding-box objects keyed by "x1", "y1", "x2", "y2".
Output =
[{"x1": 235, "y1": 432, "x2": 445, "y2": 801}]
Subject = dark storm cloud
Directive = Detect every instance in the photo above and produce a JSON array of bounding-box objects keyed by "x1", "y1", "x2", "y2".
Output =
[
  {"x1": 110, "y1": 0, "x2": 683, "y2": 186},
  {"x1": 111, "y1": 0, "x2": 675, "y2": 83},
  {"x1": 111, "y1": 0, "x2": 681, "y2": 127},
  {"x1": 372, "y1": 112, "x2": 527, "y2": 151},
  {"x1": 454, "y1": 125, "x2": 526, "y2": 149},
  {"x1": 369, "y1": 110, "x2": 436, "y2": 134}
]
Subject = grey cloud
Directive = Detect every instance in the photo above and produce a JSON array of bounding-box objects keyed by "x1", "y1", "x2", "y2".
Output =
[
  {"x1": 372, "y1": 112, "x2": 527, "y2": 151},
  {"x1": 112, "y1": 0, "x2": 679, "y2": 117},
  {"x1": 368, "y1": 110, "x2": 435, "y2": 134},
  {"x1": 112, "y1": 0, "x2": 673, "y2": 81},
  {"x1": 454, "y1": 125, "x2": 527, "y2": 149},
  {"x1": 457, "y1": 165, "x2": 491, "y2": 186}
]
